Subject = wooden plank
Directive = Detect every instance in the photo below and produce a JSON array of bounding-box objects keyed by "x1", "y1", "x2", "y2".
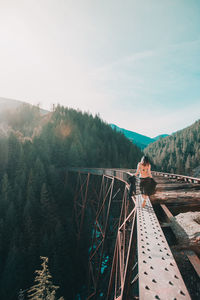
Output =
[
  {"x1": 160, "y1": 204, "x2": 173, "y2": 220},
  {"x1": 184, "y1": 250, "x2": 200, "y2": 278},
  {"x1": 151, "y1": 174, "x2": 200, "y2": 204}
]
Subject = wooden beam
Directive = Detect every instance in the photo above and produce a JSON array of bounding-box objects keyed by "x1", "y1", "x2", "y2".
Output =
[
  {"x1": 184, "y1": 250, "x2": 200, "y2": 278},
  {"x1": 160, "y1": 204, "x2": 173, "y2": 220}
]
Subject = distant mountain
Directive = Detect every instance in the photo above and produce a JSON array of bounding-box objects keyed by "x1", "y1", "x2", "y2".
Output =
[
  {"x1": 110, "y1": 124, "x2": 168, "y2": 149},
  {"x1": 144, "y1": 119, "x2": 200, "y2": 176},
  {"x1": 0, "y1": 97, "x2": 49, "y2": 138},
  {"x1": 153, "y1": 134, "x2": 169, "y2": 141},
  {"x1": 0, "y1": 97, "x2": 49, "y2": 116}
]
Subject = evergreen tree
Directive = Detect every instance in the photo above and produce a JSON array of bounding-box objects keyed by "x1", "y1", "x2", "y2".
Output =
[
  {"x1": 0, "y1": 103, "x2": 143, "y2": 299},
  {"x1": 18, "y1": 289, "x2": 25, "y2": 300},
  {"x1": 145, "y1": 119, "x2": 200, "y2": 176},
  {"x1": 0, "y1": 137, "x2": 8, "y2": 178},
  {"x1": 27, "y1": 256, "x2": 62, "y2": 300},
  {"x1": 40, "y1": 183, "x2": 57, "y2": 233},
  {"x1": 7, "y1": 133, "x2": 22, "y2": 181},
  {"x1": 0, "y1": 173, "x2": 11, "y2": 218}
]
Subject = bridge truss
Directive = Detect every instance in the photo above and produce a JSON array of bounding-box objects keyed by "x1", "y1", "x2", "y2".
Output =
[{"x1": 68, "y1": 168, "x2": 193, "y2": 300}]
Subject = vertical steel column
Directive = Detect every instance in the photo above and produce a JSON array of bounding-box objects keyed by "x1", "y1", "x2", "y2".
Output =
[
  {"x1": 87, "y1": 175, "x2": 115, "y2": 299},
  {"x1": 106, "y1": 185, "x2": 138, "y2": 300},
  {"x1": 73, "y1": 171, "x2": 90, "y2": 243}
]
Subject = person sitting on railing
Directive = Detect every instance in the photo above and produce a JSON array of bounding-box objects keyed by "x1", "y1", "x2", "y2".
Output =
[{"x1": 133, "y1": 155, "x2": 157, "y2": 208}]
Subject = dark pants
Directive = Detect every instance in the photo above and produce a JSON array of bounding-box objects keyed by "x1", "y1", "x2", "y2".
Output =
[{"x1": 140, "y1": 177, "x2": 157, "y2": 196}]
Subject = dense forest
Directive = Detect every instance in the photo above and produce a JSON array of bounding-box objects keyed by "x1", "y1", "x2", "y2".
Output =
[
  {"x1": 0, "y1": 104, "x2": 142, "y2": 300},
  {"x1": 145, "y1": 119, "x2": 200, "y2": 176}
]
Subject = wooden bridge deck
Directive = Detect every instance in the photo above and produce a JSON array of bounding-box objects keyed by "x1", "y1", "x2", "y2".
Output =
[{"x1": 151, "y1": 174, "x2": 200, "y2": 205}]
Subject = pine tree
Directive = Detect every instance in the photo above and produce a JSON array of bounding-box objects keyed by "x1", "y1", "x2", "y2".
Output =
[
  {"x1": 33, "y1": 158, "x2": 46, "y2": 198},
  {"x1": 7, "y1": 133, "x2": 22, "y2": 180},
  {"x1": 18, "y1": 289, "x2": 25, "y2": 300},
  {"x1": 40, "y1": 183, "x2": 57, "y2": 233},
  {"x1": 0, "y1": 103, "x2": 144, "y2": 299},
  {"x1": 145, "y1": 119, "x2": 200, "y2": 175},
  {"x1": 24, "y1": 169, "x2": 39, "y2": 224},
  {"x1": 27, "y1": 256, "x2": 62, "y2": 300},
  {"x1": 0, "y1": 137, "x2": 8, "y2": 178},
  {"x1": 0, "y1": 173, "x2": 11, "y2": 218}
]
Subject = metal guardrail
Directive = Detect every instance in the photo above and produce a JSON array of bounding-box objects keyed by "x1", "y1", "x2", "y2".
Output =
[
  {"x1": 152, "y1": 171, "x2": 200, "y2": 184},
  {"x1": 68, "y1": 167, "x2": 200, "y2": 185},
  {"x1": 67, "y1": 167, "x2": 134, "y2": 183}
]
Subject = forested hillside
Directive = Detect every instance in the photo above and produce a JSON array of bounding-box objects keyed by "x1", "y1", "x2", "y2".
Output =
[
  {"x1": 0, "y1": 97, "x2": 48, "y2": 118},
  {"x1": 144, "y1": 120, "x2": 200, "y2": 176},
  {"x1": 0, "y1": 104, "x2": 142, "y2": 299}
]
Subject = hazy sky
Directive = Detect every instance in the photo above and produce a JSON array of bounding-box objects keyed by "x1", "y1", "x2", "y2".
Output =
[{"x1": 0, "y1": 0, "x2": 200, "y2": 137}]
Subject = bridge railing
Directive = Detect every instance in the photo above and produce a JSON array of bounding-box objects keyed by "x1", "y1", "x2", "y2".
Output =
[
  {"x1": 68, "y1": 167, "x2": 200, "y2": 184},
  {"x1": 152, "y1": 171, "x2": 200, "y2": 184},
  {"x1": 67, "y1": 167, "x2": 134, "y2": 183}
]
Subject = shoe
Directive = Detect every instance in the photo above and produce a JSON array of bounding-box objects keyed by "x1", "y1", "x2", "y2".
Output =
[{"x1": 142, "y1": 200, "x2": 146, "y2": 208}]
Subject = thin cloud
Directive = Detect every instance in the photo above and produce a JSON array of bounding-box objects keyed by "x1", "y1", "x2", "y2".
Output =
[
  {"x1": 0, "y1": 1, "x2": 200, "y2": 137},
  {"x1": 91, "y1": 49, "x2": 155, "y2": 76}
]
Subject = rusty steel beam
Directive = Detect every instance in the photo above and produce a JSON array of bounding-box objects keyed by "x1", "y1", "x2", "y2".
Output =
[
  {"x1": 87, "y1": 175, "x2": 120, "y2": 299},
  {"x1": 106, "y1": 184, "x2": 138, "y2": 300},
  {"x1": 95, "y1": 178, "x2": 115, "y2": 293},
  {"x1": 69, "y1": 168, "x2": 198, "y2": 300},
  {"x1": 73, "y1": 172, "x2": 90, "y2": 242},
  {"x1": 121, "y1": 212, "x2": 137, "y2": 300},
  {"x1": 137, "y1": 195, "x2": 191, "y2": 300}
]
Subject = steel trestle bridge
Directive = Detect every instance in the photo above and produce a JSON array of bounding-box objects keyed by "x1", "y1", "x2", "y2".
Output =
[{"x1": 67, "y1": 168, "x2": 200, "y2": 300}]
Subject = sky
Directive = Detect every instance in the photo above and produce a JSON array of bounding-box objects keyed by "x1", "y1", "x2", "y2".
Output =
[{"x1": 0, "y1": 0, "x2": 200, "y2": 137}]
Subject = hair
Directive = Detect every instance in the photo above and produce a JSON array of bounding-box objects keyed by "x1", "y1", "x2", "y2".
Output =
[{"x1": 140, "y1": 155, "x2": 150, "y2": 166}]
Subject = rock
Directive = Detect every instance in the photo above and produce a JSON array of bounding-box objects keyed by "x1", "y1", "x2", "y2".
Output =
[{"x1": 171, "y1": 212, "x2": 200, "y2": 246}]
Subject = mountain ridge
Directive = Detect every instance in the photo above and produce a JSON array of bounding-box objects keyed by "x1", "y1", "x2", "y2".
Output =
[
  {"x1": 0, "y1": 97, "x2": 49, "y2": 116},
  {"x1": 0, "y1": 97, "x2": 50, "y2": 138},
  {"x1": 144, "y1": 119, "x2": 200, "y2": 177},
  {"x1": 0, "y1": 98, "x2": 169, "y2": 148},
  {"x1": 110, "y1": 124, "x2": 169, "y2": 149}
]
